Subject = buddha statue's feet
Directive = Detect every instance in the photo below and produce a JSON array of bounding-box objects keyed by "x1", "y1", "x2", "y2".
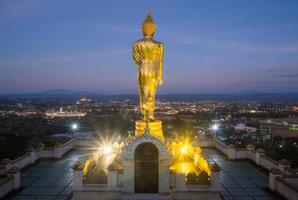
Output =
[{"x1": 135, "y1": 120, "x2": 164, "y2": 141}]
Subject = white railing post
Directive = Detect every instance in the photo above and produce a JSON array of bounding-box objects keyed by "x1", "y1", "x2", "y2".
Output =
[
  {"x1": 255, "y1": 148, "x2": 265, "y2": 165},
  {"x1": 73, "y1": 162, "x2": 83, "y2": 191},
  {"x1": 210, "y1": 163, "x2": 221, "y2": 191},
  {"x1": 278, "y1": 159, "x2": 291, "y2": 173},
  {"x1": 107, "y1": 164, "x2": 118, "y2": 188},
  {"x1": 176, "y1": 173, "x2": 185, "y2": 191},
  {"x1": 269, "y1": 168, "x2": 282, "y2": 191},
  {"x1": 7, "y1": 167, "x2": 21, "y2": 189}
]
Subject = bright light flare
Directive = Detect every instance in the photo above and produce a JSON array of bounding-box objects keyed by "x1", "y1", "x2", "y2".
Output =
[
  {"x1": 71, "y1": 123, "x2": 78, "y2": 130},
  {"x1": 180, "y1": 146, "x2": 188, "y2": 154},
  {"x1": 103, "y1": 145, "x2": 113, "y2": 155},
  {"x1": 212, "y1": 124, "x2": 219, "y2": 131},
  {"x1": 168, "y1": 136, "x2": 211, "y2": 176},
  {"x1": 82, "y1": 134, "x2": 123, "y2": 176}
]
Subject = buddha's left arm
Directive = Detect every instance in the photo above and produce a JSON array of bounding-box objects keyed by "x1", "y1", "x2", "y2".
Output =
[{"x1": 158, "y1": 44, "x2": 164, "y2": 85}]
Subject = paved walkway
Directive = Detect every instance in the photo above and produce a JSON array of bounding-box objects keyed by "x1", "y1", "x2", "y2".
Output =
[
  {"x1": 202, "y1": 148, "x2": 283, "y2": 200},
  {"x1": 9, "y1": 148, "x2": 282, "y2": 200},
  {"x1": 9, "y1": 149, "x2": 89, "y2": 200}
]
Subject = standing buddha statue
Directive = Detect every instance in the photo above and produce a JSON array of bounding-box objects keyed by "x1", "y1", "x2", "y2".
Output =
[
  {"x1": 132, "y1": 12, "x2": 164, "y2": 140},
  {"x1": 132, "y1": 12, "x2": 164, "y2": 121}
]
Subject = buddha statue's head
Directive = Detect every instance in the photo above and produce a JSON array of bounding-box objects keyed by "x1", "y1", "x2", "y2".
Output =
[{"x1": 142, "y1": 12, "x2": 156, "y2": 37}]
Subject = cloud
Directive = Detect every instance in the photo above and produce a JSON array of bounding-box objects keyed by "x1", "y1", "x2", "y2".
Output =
[
  {"x1": 235, "y1": 44, "x2": 298, "y2": 53},
  {"x1": 0, "y1": 49, "x2": 128, "y2": 65},
  {"x1": 266, "y1": 64, "x2": 298, "y2": 78},
  {"x1": 0, "y1": 0, "x2": 55, "y2": 24},
  {"x1": 276, "y1": 73, "x2": 298, "y2": 78},
  {"x1": 93, "y1": 24, "x2": 138, "y2": 34},
  {"x1": 57, "y1": 21, "x2": 138, "y2": 35},
  {"x1": 167, "y1": 24, "x2": 298, "y2": 54},
  {"x1": 174, "y1": 37, "x2": 298, "y2": 54}
]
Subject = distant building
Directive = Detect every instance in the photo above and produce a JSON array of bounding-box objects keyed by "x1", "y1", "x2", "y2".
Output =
[
  {"x1": 76, "y1": 97, "x2": 92, "y2": 105},
  {"x1": 260, "y1": 118, "x2": 298, "y2": 138},
  {"x1": 292, "y1": 106, "x2": 298, "y2": 112},
  {"x1": 15, "y1": 111, "x2": 38, "y2": 117},
  {"x1": 259, "y1": 125, "x2": 271, "y2": 135},
  {"x1": 212, "y1": 119, "x2": 221, "y2": 124},
  {"x1": 258, "y1": 103, "x2": 289, "y2": 112},
  {"x1": 271, "y1": 125, "x2": 298, "y2": 138},
  {"x1": 234, "y1": 123, "x2": 257, "y2": 133},
  {"x1": 45, "y1": 107, "x2": 87, "y2": 118},
  {"x1": 80, "y1": 97, "x2": 92, "y2": 102}
]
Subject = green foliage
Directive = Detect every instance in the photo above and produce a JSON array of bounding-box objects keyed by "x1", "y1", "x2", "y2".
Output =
[
  {"x1": 264, "y1": 137, "x2": 298, "y2": 168},
  {"x1": 0, "y1": 115, "x2": 69, "y2": 159}
]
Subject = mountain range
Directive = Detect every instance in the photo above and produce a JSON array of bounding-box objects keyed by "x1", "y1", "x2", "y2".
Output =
[{"x1": 1, "y1": 89, "x2": 298, "y2": 102}]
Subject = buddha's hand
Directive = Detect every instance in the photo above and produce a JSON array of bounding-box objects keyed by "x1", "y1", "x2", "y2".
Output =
[{"x1": 159, "y1": 79, "x2": 163, "y2": 85}]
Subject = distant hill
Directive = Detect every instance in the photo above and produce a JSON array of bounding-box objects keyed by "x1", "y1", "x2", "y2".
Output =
[
  {"x1": 0, "y1": 90, "x2": 298, "y2": 102},
  {"x1": 0, "y1": 89, "x2": 100, "y2": 99},
  {"x1": 157, "y1": 93, "x2": 298, "y2": 102}
]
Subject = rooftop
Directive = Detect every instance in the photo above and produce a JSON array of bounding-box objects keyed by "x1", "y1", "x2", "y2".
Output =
[{"x1": 8, "y1": 148, "x2": 283, "y2": 200}]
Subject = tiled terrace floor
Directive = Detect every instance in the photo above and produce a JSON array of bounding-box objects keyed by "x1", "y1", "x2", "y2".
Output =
[
  {"x1": 202, "y1": 148, "x2": 283, "y2": 200},
  {"x1": 9, "y1": 149, "x2": 90, "y2": 200},
  {"x1": 8, "y1": 148, "x2": 283, "y2": 200}
]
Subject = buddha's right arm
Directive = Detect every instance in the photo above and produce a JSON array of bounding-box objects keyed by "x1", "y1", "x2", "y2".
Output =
[{"x1": 132, "y1": 44, "x2": 142, "y2": 66}]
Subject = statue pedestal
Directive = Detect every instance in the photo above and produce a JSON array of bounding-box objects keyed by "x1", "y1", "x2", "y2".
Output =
[{"x1": 135, "y1": 120, "x2": 164, "y2": 141}]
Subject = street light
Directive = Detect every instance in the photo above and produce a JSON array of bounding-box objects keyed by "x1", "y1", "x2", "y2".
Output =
[
  {"x1": 71, "y1": 123, "x2": 79, "y2": 131},
  {"x1": 212, "y1": 124, "x2": 219, "y2": 131}
]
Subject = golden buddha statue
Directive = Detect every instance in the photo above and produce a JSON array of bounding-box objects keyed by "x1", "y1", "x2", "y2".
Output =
[
  {"x1": 132, "y1": 12, "x2": 164, "y2": 122},
  {"x1": 132, "y1": 12, "x2": 165, "y2": 141}
]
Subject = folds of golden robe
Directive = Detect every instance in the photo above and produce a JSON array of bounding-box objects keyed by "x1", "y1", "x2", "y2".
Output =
[{"x1": 133, "y1": 38, "x2": 164, "y2": 121}]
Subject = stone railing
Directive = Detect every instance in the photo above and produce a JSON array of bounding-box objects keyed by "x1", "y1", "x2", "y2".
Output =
[
  {"x1": 197, "y1": 138, "x2": 295, "y2": 173},
  {"x1": 194, "y1": 139, "x2": 214, "y2": 147},
  {"x1": 74, "y1": 137, "x2": 99, "y2": 147},
  {"x1": 72, "y1": 161, "x2": 122, "y2": 200},
  {"x1": 0, "y1": 175, "x2": 13, "y2": 198},
  {"x1": 213, "y1": 138, "x2": 229, "y2": 156},
  {"x1": 0, "y1": 167, "x2": 20, "y2": 198},
  {"x1": 0, "y1": 139, "x2": 74, "y2": 198},
  {"x1": 171, "y1": 163, "x2": 221, "y2": 200},
  {"x1": 269, "y1": 168, "x2": 298, "y2": 200},
  {"x1": 0, "y1": 139, "x2": 74, "y2": 173},
  {"x1": 72, "y1": 161, "x2": 222, "y2": 200},
  {"x1": 172, "y1": 163, "x2": 221, "y2": 191},
  {"x1": 197, "y1": 137, "x2": 298, "y2": 200}
]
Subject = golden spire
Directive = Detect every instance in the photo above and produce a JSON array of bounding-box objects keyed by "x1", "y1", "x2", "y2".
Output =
[{"x1": 142, "y1": 11, "x2": 156, "y2": 37}]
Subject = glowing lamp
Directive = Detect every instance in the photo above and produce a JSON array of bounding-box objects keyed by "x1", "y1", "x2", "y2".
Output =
[
  {"x1": 103, "y1": 145, "x2": 113, "y2": 155},
  {"x1": 212, "y1": 124, "x2": 219, "y2": 131},
  {"x1": 180, "y1": 146, "x2": 188, "y2": 154},
  {"x1": 71, "y1": 123, "x2": 78, "y2": 130}
]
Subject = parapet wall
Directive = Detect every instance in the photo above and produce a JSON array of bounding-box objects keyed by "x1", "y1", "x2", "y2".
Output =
[
  {"x1": 275, "y1": 176, "x2": 298, "y2": 200},
  {"x1": 1, "y1": 136, "x2": 296, "y2": 199},
  {"x1": 72, "y1": 161, "x2": 221, "y2": 200},
  {"x1": 0, "y1": 175, "x2": 14, "y2": 198},
  {"x1": 197, "y1": 137, "x2": 298, "y2": 200},
  {"x1": 0, "y1": 139, "x2": 74, "y2": 198}
]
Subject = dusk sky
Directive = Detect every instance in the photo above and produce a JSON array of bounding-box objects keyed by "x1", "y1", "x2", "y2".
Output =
[{"x1": 1, "y1": 0, "x2": 298, "y2": 94}]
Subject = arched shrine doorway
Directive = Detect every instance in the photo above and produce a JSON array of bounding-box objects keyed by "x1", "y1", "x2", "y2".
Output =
[{"x1": 135, "y1": 142, "x2": 158, "y2": 193}]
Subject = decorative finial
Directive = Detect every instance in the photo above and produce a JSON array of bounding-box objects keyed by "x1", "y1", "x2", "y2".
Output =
[{"x1": 142, "y1": 10, "x2": 156, "y2": 37}]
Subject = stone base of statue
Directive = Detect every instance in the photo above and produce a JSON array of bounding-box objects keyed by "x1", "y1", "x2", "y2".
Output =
[{"x1": 135, "y1": 120, "x2": 164, "y2": 141}]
